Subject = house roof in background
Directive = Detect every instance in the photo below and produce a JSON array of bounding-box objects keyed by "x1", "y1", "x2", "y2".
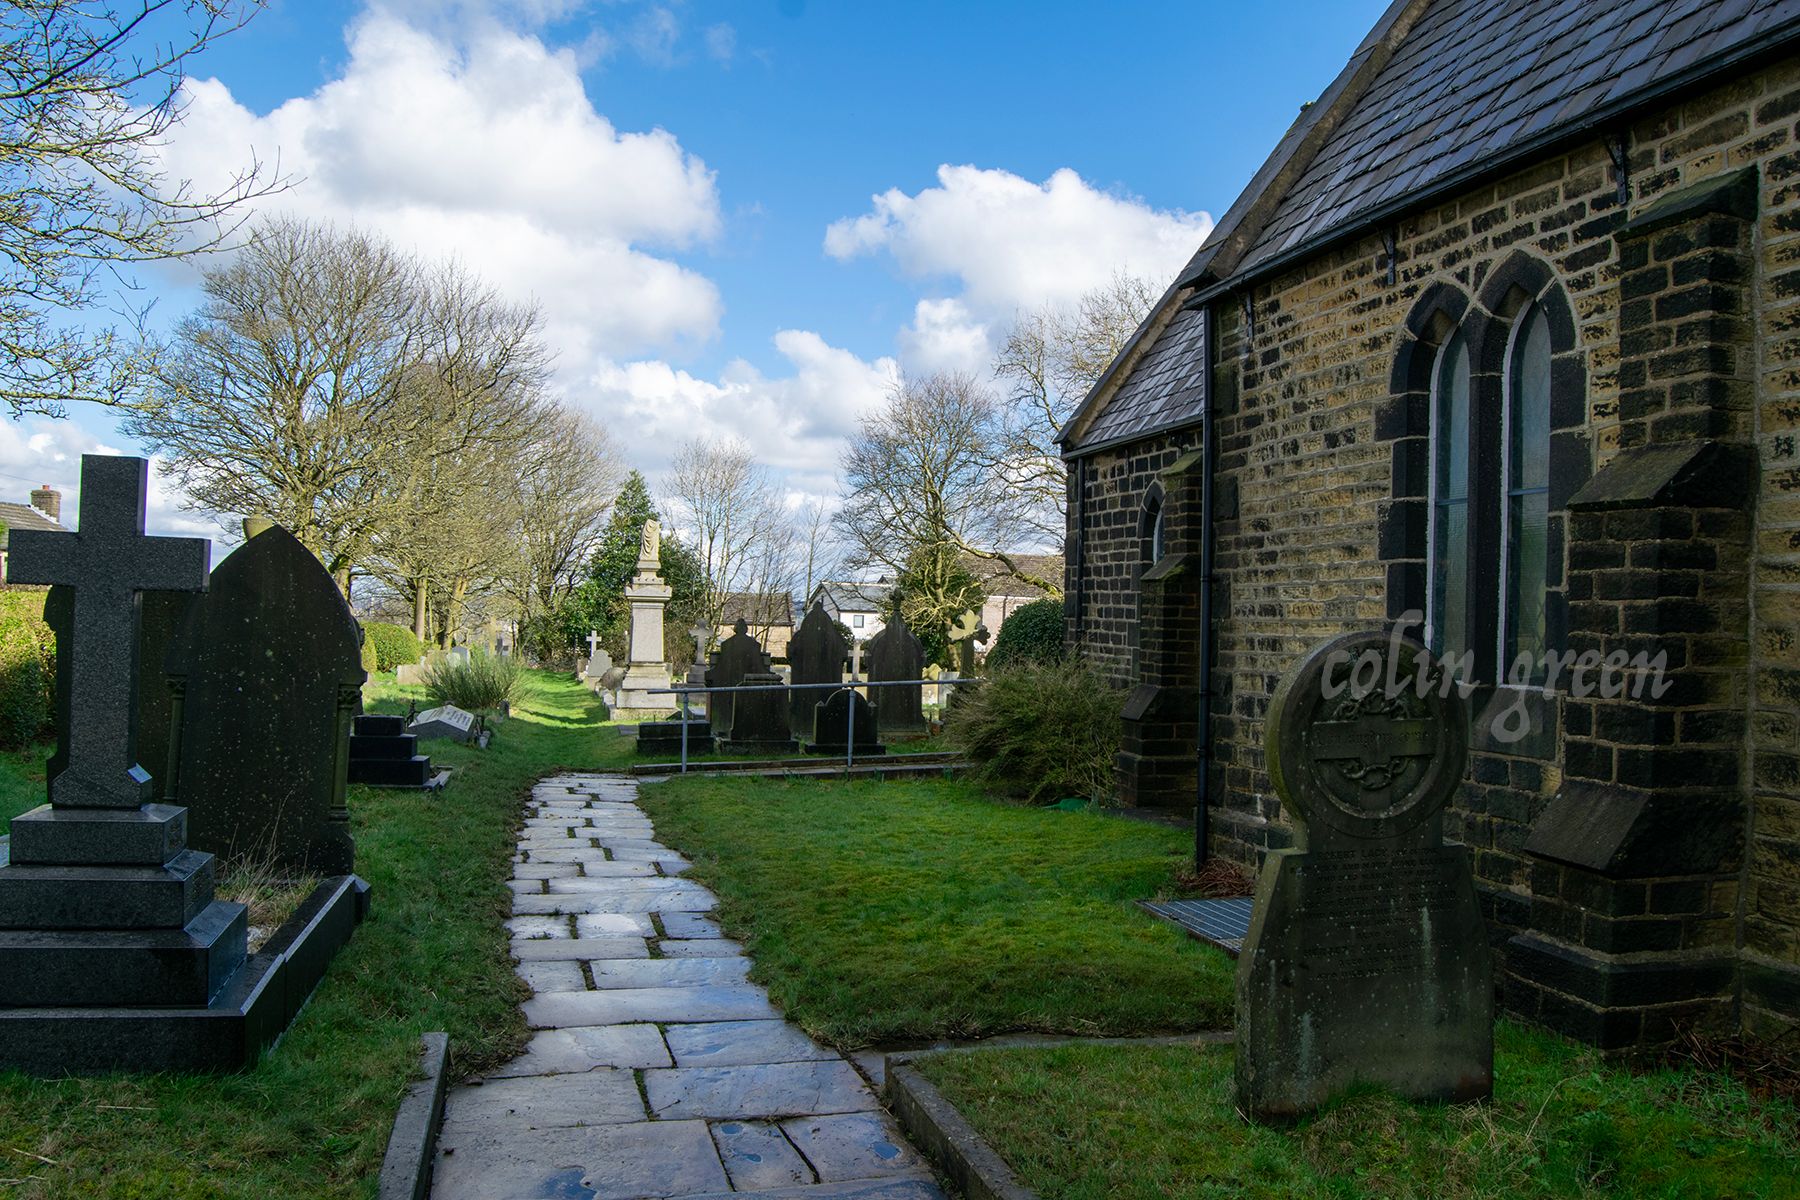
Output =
[
  {"x1": 812, "y1": 581, "x2": 891, "y2": 613},
  {"x1": 0, "y1": 502, "x2": 68, "y2": 538},
  {"x1": 967, "y1": 554, "x2": 1065, "y2": 599},
  {"x1": 720, "y1": 591, "x2": 795, "y2": 626}
]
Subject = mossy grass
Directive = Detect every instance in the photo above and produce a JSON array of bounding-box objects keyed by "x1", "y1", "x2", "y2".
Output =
[
  {"x1": 634, "y1": 773, "x2": 1234, "y2": 1048},
  {"x1": 0, "y1": 668, "x2": 629, "y2": 1199},
  {"x1": 0, "y1": 741, "x2": 47, "y2": 826},
  {"x1": 916, "y1": 1022, "x2": 1800, "y2": 1200}
]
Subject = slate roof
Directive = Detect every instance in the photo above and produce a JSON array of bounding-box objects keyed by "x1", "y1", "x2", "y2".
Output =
[
  {"x1": 812, "y1": 581, "x2": 890, "y2": 614},
  {"x1": 1219, "y1": 0, "x2": 1800, "y2": 281},
  {"x1": 0, "y1": 502, "x2": 67, "y2": 540},
  {"x1": 1063, "y1": 0, "x2": 1800, "y2": 454},
  {"x1": 1067, "y1": 306, "x2": 1208, "y2": 451}
]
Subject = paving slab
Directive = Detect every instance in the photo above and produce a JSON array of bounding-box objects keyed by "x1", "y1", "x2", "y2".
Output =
[
  {"x1": 523, "y1": 846, "x2": 612, "y2": 863},
  {"x1": 514, "y1": 889, "x2": 717, "y2": 916},
  {"x1": 507, "y1": 879, "x2": 548, "y2": 895},
  {"x1": 573, "y1": 912, "x2": 657, "y2": 938},
  {"x1": 710, "y1": 1120, "x2": 815, "y2": 1191},
  {"x1": 678, "y1": 1178, "x2": 945, "y2": 1200},
  {"x1": 781, "y1": 1113, "x2": 928, "y2": 1184},
  {"x1": 661, "y1": 912, "x2": 724, "y2": 939},
  {"x1": 568, "y1": 861, "x2": 660, "y2": 877},
  {"x1": 511, "y1": 862, "x2": 582, "y2": 880},
  {"x1": 589, "y1": 957, "x2": 750, "y2": 990},
  {"x1": 441, "y1": 1070, "x2": 646, "y2": 1134},
  {"x1": 664, "y1": 1020, "x2": 840, "y2": 1068},
  {"x1": 525, "y1": 985, "x2": 780, "y2": 1028},
  {"x1": 488, "y1": 1025, "x2": 673, "y2": 1077},
  {"x1": 432, "y1": 1119, "x2": 728, "y2": 1200},
  {"x1": 644, "y1": 1061, "x2": 877, "y2": 1120},
  {"x1": 547, "y1": 876, "x2": 708, "y2": 895},
  {"x1": 512, "y1": 937, "x2": 650, "y2": 961},
  {"x1": 515, "y1": 960, "x2": 587, "y2": 992},
  {"x1": 506, "y1": 916, "x2": 572, "y2": 940},
  {"x1": 659, "y1": 938, "x2": 746, "y2": 958}
]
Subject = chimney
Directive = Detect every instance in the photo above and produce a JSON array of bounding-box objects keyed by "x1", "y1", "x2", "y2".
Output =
[{"x1": 30, "y1": 485, "x2": 59, "y2": 523}]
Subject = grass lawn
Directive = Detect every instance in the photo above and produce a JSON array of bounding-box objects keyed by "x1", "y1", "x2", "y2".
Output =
[
  {"x1": 0, "y1": 742, "x2": 48, "y2": 826},
  {"x1": 916, "y1": 1024, "x2": 1800, "y2": 1200},
  {"x1": 0, "y1": 668, "x2": 629, "y2": 1200},
  {"x1": 634, "y1": 774, "x2": 1235, "y2": 1048}
]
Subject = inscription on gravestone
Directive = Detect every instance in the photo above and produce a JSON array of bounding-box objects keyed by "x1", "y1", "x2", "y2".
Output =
[{"x1": 1236, "y1": 630, "x2": 1492, "y2": 1121}]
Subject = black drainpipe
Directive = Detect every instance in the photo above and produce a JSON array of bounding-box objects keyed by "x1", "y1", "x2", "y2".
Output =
[
  {"x1": 1194, "y1": 301, "x2": 1217, "y2": 869},
  {"x1": 1069, "y1": 456, "x2": 1087, "y2": 650}
]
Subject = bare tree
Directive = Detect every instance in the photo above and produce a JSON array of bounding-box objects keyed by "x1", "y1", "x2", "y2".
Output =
[
  {"x1": 991, "y1": 272, "x2": 1158, "y2": 544},
  {"x1": 502, "y1": 406, "x2": 622, "y2": 658},
  {"x1": 666, "y1": 437, "x2": 795, "y2": 648},
  {"x1": 837, "y1": 371, "x2": 1057, "y2": 603},
  {"x1": 0, "y1": 1, "x2": 280, "y2": 415},
  {"x1": 124, "y1": 217, "x2": 424, "y2": 585}
]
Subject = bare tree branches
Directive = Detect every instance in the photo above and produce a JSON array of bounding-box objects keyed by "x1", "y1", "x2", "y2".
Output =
[
  {"x1": 0, "y1": 1, "x2": 280, "y2": 415},
  {"x1": 666, "y1": 437, "x2": 797, "y2": 648}
]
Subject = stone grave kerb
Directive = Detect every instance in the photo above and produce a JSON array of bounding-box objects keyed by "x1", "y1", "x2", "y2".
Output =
[{"x1": 9, "y1": 455, "x2": 209, "y2": 810}]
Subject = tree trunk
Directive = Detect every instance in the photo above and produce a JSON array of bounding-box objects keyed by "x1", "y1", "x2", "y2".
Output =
[{"x1": 413, "y1": 578, "x2": 429, "y2": 640}]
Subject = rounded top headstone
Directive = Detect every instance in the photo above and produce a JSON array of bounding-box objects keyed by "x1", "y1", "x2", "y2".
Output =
[{"x1": 1264, "y1": 631, "x2": 1466, "y2": 842}]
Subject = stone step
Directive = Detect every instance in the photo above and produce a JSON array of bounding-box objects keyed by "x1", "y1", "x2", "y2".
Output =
[
  {"x1": 348, "y1": 755, "x2": 435, "y2": 787},
  {"x1": 0, "y1": 899, "x2": 247, "y2": 1006},
  {"x1": 0, "y1": 849, "x2": 216, "y2": 930},
  {"x1": 349, "y1": 733, "x2": 419, "y2": 760},
  {"x1": 6, "y1": 803, "x2": 189, "y2": 867}
]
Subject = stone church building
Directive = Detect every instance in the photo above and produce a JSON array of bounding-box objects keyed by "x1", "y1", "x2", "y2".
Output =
[{"x1": 1059, "y1": 0, "x2": 1800, "y2": 1046}]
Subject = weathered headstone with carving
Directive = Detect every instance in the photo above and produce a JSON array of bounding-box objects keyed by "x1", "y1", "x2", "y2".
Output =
[
  {"x1": 866, "y1": 618, "x2": 926, "y2": 734},
  {"x1": 1236, "y1": 630, "x2": 1491, "y2": 1121},
  {"x1": 788, "y1": 601, "x2": 849, "y2": 736},
  {"x1": 726, "y1": 671, "x2": 798, "y2": 754},
  {"x1": 616, "y1": 520, "x2": 675, "y2": 716},
  {"x1": 708, "y1": 619, "x2": 770, "y2": 738},
  {"x1": 166, "y1": 523, "x2": 365, "y2": 874}
]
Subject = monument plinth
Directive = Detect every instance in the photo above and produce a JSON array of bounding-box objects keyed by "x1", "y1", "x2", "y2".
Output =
[
  {"x1": 1236, "y1": 630, "x2": 1492, "y2": 1121},
  {"x1": 614, "y1": 519, "x2": 676, "y2": 717}
]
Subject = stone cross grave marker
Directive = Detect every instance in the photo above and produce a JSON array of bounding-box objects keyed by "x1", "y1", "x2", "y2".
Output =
[
  {"x1": 866, "y1": 617, "x2": 926, "y2": 734},
  {"x1": 587, "y1": 630, "x2": 603, "y2": 660},
  {"x1": 10, "y1": 456, "x2": 209, "y2": 809},
  {"x1": 788, "y1": 600, "x2": 849, "y2": 736},
  {"x1": 1236, "y1": 630, "x2": 1491, "y2": 1121}
]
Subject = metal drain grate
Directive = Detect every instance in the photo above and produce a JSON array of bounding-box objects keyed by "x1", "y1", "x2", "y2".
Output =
[{"x1": 1139, "y1": 897, "x2": 1254, "y2": 956}]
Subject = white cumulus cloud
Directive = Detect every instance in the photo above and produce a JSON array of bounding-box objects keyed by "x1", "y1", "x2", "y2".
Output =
[
  {"x1": 826, "y1": 164, "x2": 1211, "y2": 370},
  {"x1": 154, "y1": 11, "x2": 723, "y2": 362}
]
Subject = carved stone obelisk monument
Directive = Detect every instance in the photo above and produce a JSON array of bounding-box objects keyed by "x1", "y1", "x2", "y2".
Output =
[{"x1": 615, "y1": 519, "x2": 675, "y2": 717}]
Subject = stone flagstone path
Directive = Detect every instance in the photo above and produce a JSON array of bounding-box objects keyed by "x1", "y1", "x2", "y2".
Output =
[{"x1": 431, "y1": 773, "x2": 944, "y2": 1200}]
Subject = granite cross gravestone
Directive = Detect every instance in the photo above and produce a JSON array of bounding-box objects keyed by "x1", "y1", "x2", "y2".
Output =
[
  {"x1": 165, "y1": 523, "x2": 365, "y2": 874},
  {"x1": 708, "y1": 618, "x2": 770, "y2": 739},
  {"x1": 788, "y1": 601, "x2": 849, "y2": 737},
  {"x1": 1236, "y1": 630, "x2": 1491, "y2": 1121},
  {"x1": 866, "y1": 618, "x2": 926, "y2": 734}
]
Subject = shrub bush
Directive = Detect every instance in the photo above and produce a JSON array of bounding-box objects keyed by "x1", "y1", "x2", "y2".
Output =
[
  {"x1": 364, "y1": 621, "x2": 423, "y2": 672},
  {"x1": 359, "y1": 631, "x2": 379, "y2": 677},
  {"x1": 0, "y1": 589, "x2": 55, "y2": 750},
  {"x1": 422, "y1": 649, "x2": 521, "y2": 712},
  {"x1": 944, "y1": 660, "x2": 1121, "y2": 804},
  {"x1": 985, "y1": 597, "x2": 1065, "y2": 670}
]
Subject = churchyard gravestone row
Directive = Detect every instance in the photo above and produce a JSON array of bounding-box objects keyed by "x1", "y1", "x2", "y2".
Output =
[{"x1": 1236, "y1": 629, "x2": 1492, "y2": 1121}]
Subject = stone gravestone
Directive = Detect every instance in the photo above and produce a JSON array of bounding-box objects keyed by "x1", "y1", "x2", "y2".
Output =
[
  {"x1": 616, "y1": 520, "x2": 675, "y2": 716},
  {"x1": 165, "y1": 522, "x2": 365, "y2": 874},
  {"x1": 729, "y1": 671, "x2": 799, "y2": 754},
  {"x1": 788, "y1": 601, "x2": 849, "y2": 737},
  {"x1": 1237, "y1": 630, "x2": 1491, "y2": 1122},
  {"x1": 807, "y1": 688, "x2": 885, "y2": 757},
  {"x1": 866, "y1": 618, "x2": 926, "y2": 734},
  {"x1": 411, "y1": 704, "x2": 477, "y2": 744},
  {"x1": 707, "y1": 619, "x2": 770, "y2": 739}
]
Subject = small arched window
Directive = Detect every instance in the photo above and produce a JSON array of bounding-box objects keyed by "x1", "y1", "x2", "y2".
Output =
[
  {"x1": 1503, "y1": 302, "x2": 1551, "y2": 682},
  {"x1": 1428, "y1": 328, "x2": 1471, "y2": 659},
  {"x1": 1150, "y1": 503, "x2": 1166, "y2": 564}
]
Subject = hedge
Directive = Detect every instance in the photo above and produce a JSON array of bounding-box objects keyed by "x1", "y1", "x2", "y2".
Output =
[
  {"x1": 985, "y1": 597, "x2": 1065, "y2": 669},
  {"x1": 364, "y1": 621, "x2": 424, "y2": 672},
  {"x1": 0, "y1": 589, "x2": 56, "y2": 750}
]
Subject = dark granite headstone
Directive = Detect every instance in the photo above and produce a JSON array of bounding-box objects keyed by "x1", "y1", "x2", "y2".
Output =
[
  {"x1": 707, "y1": 619, "x2": 770, "y2": 739},
  {"x1": 807, "y1": 688, "x2": 885, "y2": 756},
  {"x1": 788, "y1": 601, "x2": 849, "y2": 736},
  {"x1": 726, "y1": 671, "x2": 798, "y2": 754},
  {"x1": 1236, "y1": 630, "x2": 1491, "y2": 1122},
  {"x1": 166, "y1": 524, "x2": 364, "y2": 873},
  {"x1": 134, "y1": 590, "x2": 196, "y2": 801},
  {"x1": 866, "y1": 618, "x2": 926, "y2": 734}
]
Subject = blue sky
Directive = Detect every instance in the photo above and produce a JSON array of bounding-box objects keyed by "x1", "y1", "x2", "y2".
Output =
[{"x1": 8, "y1": 0, "x2": 1392, "y2": 544}]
